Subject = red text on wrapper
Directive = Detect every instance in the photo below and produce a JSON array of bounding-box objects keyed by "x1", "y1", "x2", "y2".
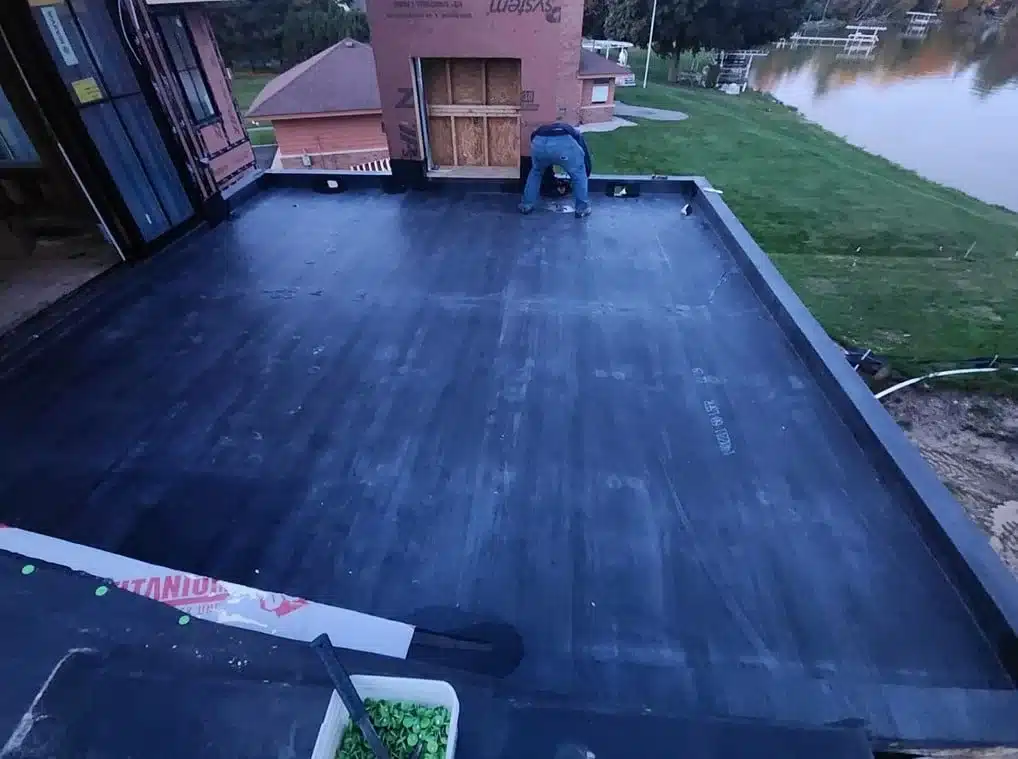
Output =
[
  {"x1": 259, "y1": 593, "x2": 310, "y2": 617},
  {"x1": 114, "y1": 574, "x2": 309, "y2": 617},
  {"x1": 116, "y1": 574, "x2": 230, "y2": 610}
]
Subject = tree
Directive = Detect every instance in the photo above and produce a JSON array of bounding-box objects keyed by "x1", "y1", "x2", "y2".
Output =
[
  {"x1": 825, "y1": 0, "x2": 919, "y2": 22},
  {"x1": 602, "y1": 0, "x2": 810, "y2": 77},
  {"x1": 210, "y1": 0, "x2": 290, "y2": 70},
  {"x1": 281, "y1": 0, "x2": 370, "y2": 69},
  {"x1": 210, "y1": 0, "x2": 369, "y2": 72},
  {"x1": 583, "y1": 0, "x2": 609, "y2": 38}
]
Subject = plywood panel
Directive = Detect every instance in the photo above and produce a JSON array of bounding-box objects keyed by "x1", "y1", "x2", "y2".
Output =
[
  {"x1": 422, "y1": 59, "x2": 449, "y2": 106},
  {"x1": 487, "y1": 117, "x2": 519, "y2": 167},
  {"x1": 450, "y1": 59, "x2": 485, "y2": 105},
  {"x1": 428, "y1": 105, "x2": 518, "y2": 117},
  {"x1": 428, "y1": 117, "x2": 454, "y2": 166},
  {"x1": 454, "y1": 117, "x2": 485, "y2": 166},
  {"x1": 420, "y1": 58, "x2": 521, "y2": 171},
  {"x1": 485, "y1": 59, "x2": 521, "y2": 106}
]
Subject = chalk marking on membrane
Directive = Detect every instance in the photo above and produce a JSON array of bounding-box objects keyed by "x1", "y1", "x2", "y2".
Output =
[{"x1": 1, "y1": 647, "x2": 96, "y2": 758}]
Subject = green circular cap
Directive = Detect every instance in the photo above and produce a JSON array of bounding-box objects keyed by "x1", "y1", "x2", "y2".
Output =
[
  {"x1": 95, "y1": 585, "x2": 109, "y2": 597},
  {"x1": 21, "y1": 564, "x2": 35, "y2": 575},
  {"x1": 178, "y1": 614, "x2": 191, "y2": 625}
]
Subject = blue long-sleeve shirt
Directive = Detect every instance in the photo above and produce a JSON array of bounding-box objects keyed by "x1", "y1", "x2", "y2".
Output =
[{"x1": 531, "y1": 122, "x2": 592, "y2": 176}]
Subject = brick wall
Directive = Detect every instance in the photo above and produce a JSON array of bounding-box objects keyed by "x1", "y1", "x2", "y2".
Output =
[
  {"x1": 555, "y1": 0, "x2": 585, "y2": 124},
  {"x1": 579, "y1": 78, "x2": 615, "y2": 124},
  {"x1": 274, "y1": 114, "x2": 388, "y2": 158},
  {"x1": 579, "y1": 104, "x2": 613, "y2": 124},
  {"x1": 280, "y1": 149, "x2": 390, "y2": 170}
]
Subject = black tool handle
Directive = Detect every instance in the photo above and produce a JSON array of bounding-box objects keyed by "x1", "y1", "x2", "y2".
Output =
[{"x1": 311, "y1": 634, "x2": 391, "y2": 759}]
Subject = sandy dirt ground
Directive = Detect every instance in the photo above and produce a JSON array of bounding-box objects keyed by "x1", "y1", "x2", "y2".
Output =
[
  {"x1": 884, "y1": 389, "x2": 1018, "y2": 578},
  {"x1": 885, "y1": 390, "x2": 1018, "y2": 759},
  {"x1": 0, "y1": 232, "x2": 116, "y2": 334}
]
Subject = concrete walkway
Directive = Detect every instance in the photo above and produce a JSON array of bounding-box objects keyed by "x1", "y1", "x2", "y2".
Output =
[
  {"x1": 576, "y1": 117, "x2": 637, "y2": 134},
  {"x1": 575, "y1": 102, "x2": 689, "y2": 134},
  {"x1": 614, "y1": 102, "x2": 689, "y2": 121}
]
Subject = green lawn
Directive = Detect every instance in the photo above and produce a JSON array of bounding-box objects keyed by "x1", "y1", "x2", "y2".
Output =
[
  {"x1": 247, "y1": 127, "x2": 277, "y2": 146},
  {"x1": 230, "y1": 71, "x2": 278, "y2": 146},
  {"x1": 230, "y1": 71, "x2": 276, "y2": 115},
  {"x1": 588, "y1": 67, "x2": 1018, "y2": 373}
]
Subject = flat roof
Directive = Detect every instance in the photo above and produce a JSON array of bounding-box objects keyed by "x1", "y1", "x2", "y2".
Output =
[
  {"x1": 2, "y1": 177, "x2": 1016, "y2": 749},
  {"x1": 1, "y1": 549, "x2": 878, "y2": 759}
]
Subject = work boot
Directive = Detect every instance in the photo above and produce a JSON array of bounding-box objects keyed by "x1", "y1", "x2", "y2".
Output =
[{"x1": 574, "y1": 204, "x2": 591, "y2": 218}]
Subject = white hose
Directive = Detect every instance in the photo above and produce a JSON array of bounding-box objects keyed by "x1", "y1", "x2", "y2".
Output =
[{"x1": 874, "y1": 367, "x2": 1018, "y2": 400}]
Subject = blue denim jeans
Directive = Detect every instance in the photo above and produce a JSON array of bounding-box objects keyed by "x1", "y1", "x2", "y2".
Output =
[{"x1": 521, "y1": 134, "x2": 590, "y2": 212}]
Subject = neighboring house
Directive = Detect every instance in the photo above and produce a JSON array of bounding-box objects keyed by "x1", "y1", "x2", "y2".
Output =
[
  {"x1": 577, "y1": 48, "x2": 631, "y2": 124},
  {"x1": 246, "y1": 39, "x2": 389, "y2": 172},
  {"x1": 246, "y1": 34, "x2": 630, "y2": 176}
]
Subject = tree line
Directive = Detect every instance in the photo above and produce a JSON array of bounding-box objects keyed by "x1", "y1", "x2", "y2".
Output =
[
  {"x1": 210, "y1": 0, "x2": 369, "y2": 72},
  {"x1": 212, "y1": 0, "x2": 1012, "y2": 76},
  {"x1": 215, "y1": 0, "x2": 808, "y2": 75},
  {"x1": 581, "y1": 0, "x2": 1010, "y2": 80},
  {"x1": 583, "y1": 0, "x2": 810, "y2": 78}
]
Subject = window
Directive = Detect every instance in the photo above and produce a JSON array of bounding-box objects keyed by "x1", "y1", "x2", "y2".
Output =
[
  {"x1": 155, "y1": 14, "x2": 216, "y2": 124},
  {"x1": 0, "y1": 86, "x2": 39, "y2": 163},
  {"x1": 590, "y1": 82, "x2": 611, "y2": 104}
]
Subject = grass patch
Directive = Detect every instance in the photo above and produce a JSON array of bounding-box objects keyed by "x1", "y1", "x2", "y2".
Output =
[
  {"x1": 588, "y1": 73, "x2": 1018, "y2": 373},
  {"x1": 232, "y1": 71, "x2": 278, "y2": 147},
  {"x1": 230, "y1": 70, "x2": 276, "y2": 117},
  {"x1": 246, "y1": 127, "x2": 277, "y2": 146},
  {"x1": 625, "y1": 48, "x2": 670, "y2": 85}
]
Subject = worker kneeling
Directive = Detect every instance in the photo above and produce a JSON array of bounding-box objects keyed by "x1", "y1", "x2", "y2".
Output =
[{"x1": 519, "y1": 121, "x2": 592, "y2": 218}]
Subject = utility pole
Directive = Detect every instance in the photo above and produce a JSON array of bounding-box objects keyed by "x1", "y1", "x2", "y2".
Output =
[{"x1": 642, "y1": 0, "x2": 658, "y2": 88}]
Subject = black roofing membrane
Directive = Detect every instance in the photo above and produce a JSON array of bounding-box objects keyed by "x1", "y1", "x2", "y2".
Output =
[{"x1": 2, "y1": 187, "x2": 1016, "y2": 750}]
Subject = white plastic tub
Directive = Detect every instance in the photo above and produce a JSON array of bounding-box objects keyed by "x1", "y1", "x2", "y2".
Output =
[{"x1": 310, "y1": 675, "x2": 460, "y2": 759}]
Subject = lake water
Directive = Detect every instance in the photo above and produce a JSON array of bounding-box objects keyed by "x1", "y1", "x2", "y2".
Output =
[{"x1": 749, "y1": 24, "x2": 1018, "y2": 212}]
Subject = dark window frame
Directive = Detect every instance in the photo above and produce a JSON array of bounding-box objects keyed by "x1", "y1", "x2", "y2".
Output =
[
  {"x1": 589, "y1": 79, "x2": 612, "y2": 104},
  {"x1": 153, "y1": 12, "x2": 219, "y2": 126}
]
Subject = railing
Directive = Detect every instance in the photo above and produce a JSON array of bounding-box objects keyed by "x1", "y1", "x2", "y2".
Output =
[
  {"x1": 349, "y1": 157, "x2": 391, "y2": 173},
  {"x1": 776, "y1": 26, "x2": 883, "y2": 50},
  {"x1": 717, "y1": 49, "x2": 769, "y2": 92},
  {"x1": 901, "y1": 12, "x2": 941, "y2": 39},
  {"x1": 845, "y1": 24, "x2": 888, "y2": 32}
]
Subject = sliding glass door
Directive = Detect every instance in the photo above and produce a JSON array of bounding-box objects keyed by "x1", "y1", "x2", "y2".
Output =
[
  {"x1": 29, "y1": 0, "x2": 193, "y2": 241},
  {"x1": 0, "y1": 84, "x2": 39, "y2": 163}
]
